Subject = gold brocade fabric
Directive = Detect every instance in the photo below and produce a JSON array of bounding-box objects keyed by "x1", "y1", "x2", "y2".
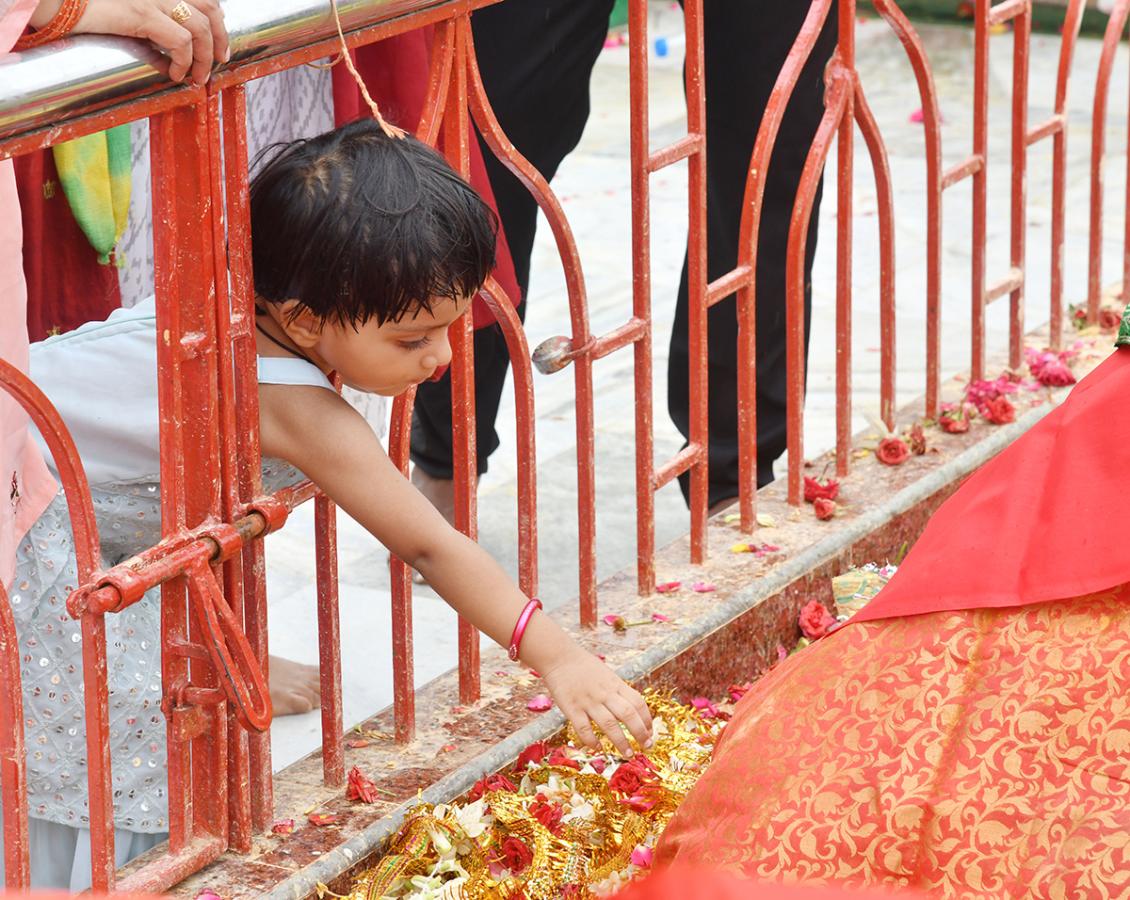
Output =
[{"x1": 657, "y1": 585, "x2": 1130, "y2": 897}]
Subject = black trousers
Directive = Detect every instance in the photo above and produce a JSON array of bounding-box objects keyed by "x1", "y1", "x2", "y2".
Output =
[{"x1": 411, "y1": 0, "x2": 837, "y2": 507}]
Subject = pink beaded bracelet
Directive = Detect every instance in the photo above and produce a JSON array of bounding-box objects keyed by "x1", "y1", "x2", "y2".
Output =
[{"x1": 508, "y1": 598, "x2": 542, "y2": 662}]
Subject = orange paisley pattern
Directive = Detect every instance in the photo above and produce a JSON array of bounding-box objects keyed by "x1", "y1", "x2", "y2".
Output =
[{"x1": 657, "y1": 585, "x2": 1130, "y2": 898}]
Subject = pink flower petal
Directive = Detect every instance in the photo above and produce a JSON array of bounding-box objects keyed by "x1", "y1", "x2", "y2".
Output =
[
  {"x1": 196, "y1": 892, "x2": 224, "y2": 900},
  {"x1": 656, "y1": 581, "x2": 682, "y2": 593},
  {"x1": 651, "y1": 613, "x2": 672, "y2": 623},
  {"x1": 601, "y1": 614, "x2": 621, "y2": 626},
  {"x1": 630, "y1": 845, "x2": 654, "y2": 868},
  {"x1": 527, "y1": 694, "x2": 553, "y2": 712},
  {"x1": 691, "y1": 581, "x2": 716, "y2": 593}
]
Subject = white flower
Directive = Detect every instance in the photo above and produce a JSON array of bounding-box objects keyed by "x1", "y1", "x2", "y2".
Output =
[{"x1": 453, "y1": 798, "x2": 492, "y2": 840}]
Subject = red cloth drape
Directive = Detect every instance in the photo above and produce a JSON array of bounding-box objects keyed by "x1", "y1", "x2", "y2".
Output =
[
  {"x1": 14, "y1": 148, "x2": 121, "y2": 342},
  {"x1": 853, "y1": 346, "x2": 1130, "y2": 624},
  {"x1": 331, "y1": 30, "x2": 522, "y2": 331}
]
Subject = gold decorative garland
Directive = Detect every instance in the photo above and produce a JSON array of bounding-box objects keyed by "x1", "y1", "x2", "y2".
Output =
[{"x1": 340, "y1": 691, "x2": 726, "y2": 899}]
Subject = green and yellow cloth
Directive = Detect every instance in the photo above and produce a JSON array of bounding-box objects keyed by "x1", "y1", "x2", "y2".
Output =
[{"x1": 52, "y1": 124, "x2": 131, "y2": 264}]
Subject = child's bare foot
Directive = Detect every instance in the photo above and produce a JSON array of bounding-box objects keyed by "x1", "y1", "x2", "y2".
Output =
[{"x1": 269, "y1": 655, "x2": 321, "y2": 716}]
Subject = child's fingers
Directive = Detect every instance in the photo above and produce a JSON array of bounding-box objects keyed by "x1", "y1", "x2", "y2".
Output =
[
  {"x1": 606, "y1": 691, "x2": 653, "y2": 749},
  {"x1": 619, "y1": 685, "x2": 653, "y2": 734},
  {"x1": 589, "y1": 705, "x2": 636, "y2": 758},
  {"x1": 561, "y1": 702, "x2": 602, "y2": 751}
]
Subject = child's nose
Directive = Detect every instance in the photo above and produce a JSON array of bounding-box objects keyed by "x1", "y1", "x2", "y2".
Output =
[{"x1": 429, "y1": 333, "x2": 453, "y2": 369}]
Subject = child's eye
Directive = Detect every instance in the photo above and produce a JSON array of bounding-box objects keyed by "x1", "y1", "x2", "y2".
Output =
[{"x1": 399, "y1": 337, "x2": 430, "y2": 351}]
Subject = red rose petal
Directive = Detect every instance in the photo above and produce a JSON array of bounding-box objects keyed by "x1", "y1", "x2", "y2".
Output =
[
  {"x1": 308, "y1": 813, "x2": 339, "y2": 827},
  {"x1": 271, "y1": 819, "x2": 295, "y2": 836}
]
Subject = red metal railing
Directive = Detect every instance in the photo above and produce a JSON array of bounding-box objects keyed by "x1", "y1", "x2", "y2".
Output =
[{"x1": 0, "y1": 0, "x2": 1114, "y2": 891}]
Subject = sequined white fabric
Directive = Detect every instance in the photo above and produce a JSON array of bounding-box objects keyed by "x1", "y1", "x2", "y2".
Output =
[{"x1": 17, "y1": 303, "x2": 317, "y2": 831}]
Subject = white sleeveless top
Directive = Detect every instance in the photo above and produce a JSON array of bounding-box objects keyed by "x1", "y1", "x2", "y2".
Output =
[{"x1": 15, "y1": 299, "x2": 332, "y2": 832}]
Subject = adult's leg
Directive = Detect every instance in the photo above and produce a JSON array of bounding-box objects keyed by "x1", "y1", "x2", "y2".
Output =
[
  {"x1": 669, "y1": 0, "x2": 838, "y2": 506},
  {"x1": 410, "y1": 0, "x2": 615, "y2": 481}
]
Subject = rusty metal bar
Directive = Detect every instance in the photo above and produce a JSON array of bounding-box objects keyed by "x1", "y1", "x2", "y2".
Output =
[
  {"x1": 942, "y1": 154, "x2": 984, "y2": 190},
  {"x1": 989, "y1": 0, "x2": 1027, "y2": 26},
  {"x1": 590, "y1": 318, "x2": 648, "y2": 362},
  {"x1": 315, "y1": 494, "x2": 345, "y2": 785},
  {"x1": 627, "y1": 0, "x2": 659, "y2": 594},
  {"x1": 706, "y1": 265, "x2": 752, "y2": 308},
  {"x1": 986, "y1": 267, "x2": 1025, "y2": 304},
  {"x1": 1026, "y1": 114, "x2": 1063, "y2": 146},
  {"x1": 647, "y1": 133, "x2": 704, "y2": 172},
  {"x1": 653, "y1": 444, "x2": 706, "y2": 491},
  {"x1": 1087, "y1": 1, "x2": 1129, "y2": 320}
]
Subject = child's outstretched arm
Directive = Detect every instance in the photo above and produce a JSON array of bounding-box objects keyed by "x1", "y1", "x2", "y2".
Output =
[{"x1": 261, "y1": 386, "x2": 653, "y2": 756}]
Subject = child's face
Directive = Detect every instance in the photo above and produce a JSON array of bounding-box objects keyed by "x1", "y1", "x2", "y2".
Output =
[{"x1": 314, "y1": 295, "x2": 471, "y2": 396}]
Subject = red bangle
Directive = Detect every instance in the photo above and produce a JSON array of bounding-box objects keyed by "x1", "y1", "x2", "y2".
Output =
[
  {"x1": 15, "y1": 0, "x2": 88, "y2": 50},
  {"x1": 508, "y1": 598, "x2": 542, "y2": 662}
]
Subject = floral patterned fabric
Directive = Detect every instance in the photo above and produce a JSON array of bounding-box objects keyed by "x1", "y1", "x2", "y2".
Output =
[{"x1": 657, "y1": 585, "x2": 1130, "y2": 897}]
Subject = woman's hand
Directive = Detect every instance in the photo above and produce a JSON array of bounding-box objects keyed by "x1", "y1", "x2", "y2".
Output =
[
  {"x1": 539, "y1": 647, "x2": 654, "y2": 759},
  {"x1": 40, "y1": 0, "x2": 230, "y2": 85}
]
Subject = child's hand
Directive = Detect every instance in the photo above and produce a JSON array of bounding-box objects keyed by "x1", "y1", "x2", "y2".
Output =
[{"x1": 539, "y1": 648, "x2": 653, "y2": 758}]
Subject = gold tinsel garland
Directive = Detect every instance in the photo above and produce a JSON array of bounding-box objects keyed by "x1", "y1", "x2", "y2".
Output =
[{"x1": 339, "y1": 691, "x2": 728, "y2": 900}]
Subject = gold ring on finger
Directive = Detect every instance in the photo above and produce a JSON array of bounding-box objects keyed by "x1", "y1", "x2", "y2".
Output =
[{"x1": 170, "y1": 1, "x2": 193, "y2": 25}]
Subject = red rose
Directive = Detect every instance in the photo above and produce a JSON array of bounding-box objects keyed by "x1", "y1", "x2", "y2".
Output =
[
  {"x1": 1100, "y1": 306, "x2": 1122, "y2": 331},
  {"x1": 529, "y1": 796, "x2": 564, "y2": 834},
  {"x1": 547, "y1": 747, "x2": 582, "y2": 770},
  {"x1": 589, "y1": 757, "x2": 607, "y2": 774},
  {"x1": 468, "y1": 772, "x2": 518, "y2": 802},
  {"x1": 494, "y1": 836, "x2": 533, "y2": 874},
  {"x1": 798, "y1": 600, "x2": 836, "y2": 640},
  {"x1": 939, "y1": 405, "x2": 970, "y2": 434},
  {"x1": 983, "y1": 396, "x2": 1015, "y2": 425},
  {"x1": 515, "y1": 740, "x2": 548, "y2": 773},
  {"x1": 346, "y1": 766, "x2": 379, "y2": 804},
  {"x1": 1037, "y1": 359, "x2": 1076, "y2": 387},
  {"x1": 803, "y1": 476, "x2": 840, "y2": 503},
  {"x1": 608, "y1": 755, "x2": 658, "y2": 796},
  {"x1": 876, "y1": 437, "x2": 910, "y2": 466},
  {"x1": 908, "y1": 423, "x2": 927, "y2": 455},
  {"x1": 813, "y1": 497, "x2": 836, "y2": 521}
]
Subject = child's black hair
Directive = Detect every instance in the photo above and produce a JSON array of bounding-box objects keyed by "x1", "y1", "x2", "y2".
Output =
[{"x1": 249, "y1": 119, "x2": 497, "y2": 327}]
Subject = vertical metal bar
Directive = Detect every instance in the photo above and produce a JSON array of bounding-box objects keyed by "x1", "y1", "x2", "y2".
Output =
[
  {"x1": 220, "y1": 84, "x2": 274, "y2": 833},
  {"x1": 836, "y1": 18, "x2": 856, "y2": 474},
  {"x1": 735, "y1": 0, "x2": 834, "y2": 514},
  {"x1": 835, "y1": 105, "x2": 854, "y2": 475},
  {"x1": 151, "y1": 100, "x2": 227, "y2": 860},
  {"x1": 1049, "y1": 0, "x2": 1085, "y2": 350},
  {"x1": 870, "y1": 0, "x2": 942, "y2": 416},
  {"x1": 854, "y1": 86, "x2": 898, "y2": 431},
  {"x1": 683, "y1": 0, "x2": 708, "y2": 560},
  {"x1": 449, "y1": 18, "x2": 479, "y2": 702},
  {"x1": 315, "y1": 493, "x2": 344, "y2": 785},
  {"x1": 207, "y1": 91, "x2": 252, "y2": 853},
  {"x1": 1009, "y1": 3, "x2": 1031, "y2": 370},
  {"x1": 971, "y1": 0, "x2": 990, "y2": 380},
  {"x1": 387, "y1": 391, "x2": 416, "y2": 744},
  {"x1": 1088, "y1": 3, "x2": 1128, "y2": 320},
  {"x1": 0, "y1": 583, "x2": 29, "y2": 889},
  {"x1": 786, "y1": 75, "x2": 851, "y2": 505},
  {"x1": 627, "y1": 0, "x2": 657, "y2": 593}
]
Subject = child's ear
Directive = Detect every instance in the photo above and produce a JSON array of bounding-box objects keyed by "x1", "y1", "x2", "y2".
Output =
[{"x1": 277, "y1": 300, "x2": 324, "y2": 349}]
